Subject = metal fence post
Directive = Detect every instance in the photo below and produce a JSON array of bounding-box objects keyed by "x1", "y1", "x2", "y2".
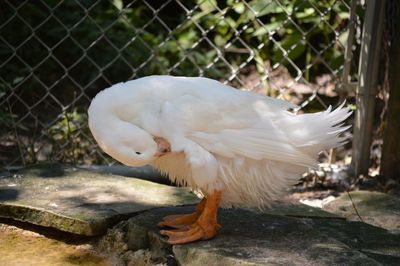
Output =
[{"x1": 352, "y1": 0, "x2": 386, "y2": 177}]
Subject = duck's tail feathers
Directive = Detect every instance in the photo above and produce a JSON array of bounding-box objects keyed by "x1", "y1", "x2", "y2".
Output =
[{"x1": 281, "y1": 102, "x2": 352, "y2": 157}]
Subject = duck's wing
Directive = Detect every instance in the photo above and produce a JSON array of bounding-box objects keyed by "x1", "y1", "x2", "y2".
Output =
[
  {"x1": 163, "y1": 88, "x2": 317, "y2": 168},
  {"x1": 188, "y1": 117, "x2": 318, "y2": 168}
]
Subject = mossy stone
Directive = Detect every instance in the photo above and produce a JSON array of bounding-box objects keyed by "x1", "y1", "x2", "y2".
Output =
[
  {"x1": 0, "y1": 164, "x2": 198, "y2": 235},
  {"x1": 323, "y1": 191, "x2": 400, "y2": 231}
]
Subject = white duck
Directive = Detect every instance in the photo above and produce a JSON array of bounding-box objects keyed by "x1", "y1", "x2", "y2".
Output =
[{"x1": 88, "y1": 75, "x2": 351, "y2": 244}]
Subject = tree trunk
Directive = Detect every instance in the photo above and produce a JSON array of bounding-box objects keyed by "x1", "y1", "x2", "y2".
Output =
[{"x1": 381, "y1": 2, "x2": 400, "y2": 182}]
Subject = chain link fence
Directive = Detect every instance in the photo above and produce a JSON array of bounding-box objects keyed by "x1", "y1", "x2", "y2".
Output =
[{"x1": 0, "y1": 0, "x2": 357, "y2": 167}]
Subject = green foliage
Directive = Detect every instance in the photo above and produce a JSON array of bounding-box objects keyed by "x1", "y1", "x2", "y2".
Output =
[
  {"x1": 176, "y1": 0, "x2": 349, "y2": 78},
  {"x1": 47, "y1": 108, "x2": 102, "y2": 164},
  {"x1": 0, "y1": 0, "x2": 348, "y2": 90},
  {"x1": 0, "y1": 0, "x2": 350, "y2": 94}
]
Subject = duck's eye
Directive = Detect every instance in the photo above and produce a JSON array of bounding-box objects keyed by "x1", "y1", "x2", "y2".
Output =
[{"x1": 135, "y1": 152, "x2": 142, "y2": 155}]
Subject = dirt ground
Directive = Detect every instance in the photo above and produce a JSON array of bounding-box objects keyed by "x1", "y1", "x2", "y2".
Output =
[{"x1": 0, "y1": 219, "x2": 111, "y2": 266}]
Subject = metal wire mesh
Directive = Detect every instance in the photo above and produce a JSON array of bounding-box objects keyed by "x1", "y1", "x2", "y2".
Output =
[{"x1": 0, "y1": 0, "x2": 355, "y2": 167}]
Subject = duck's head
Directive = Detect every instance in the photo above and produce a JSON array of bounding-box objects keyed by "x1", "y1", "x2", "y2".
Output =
[
  {"x1": 90, "y1": 121, "x2": 171, "y2": 167},
  {"x1": 88, "y1": 93, "x2": 171, "y2": 166}
]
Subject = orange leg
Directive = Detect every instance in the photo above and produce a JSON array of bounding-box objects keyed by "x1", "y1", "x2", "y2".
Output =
[
  {"x1": 159, "y1": 191, "x2": 222, "y2": 245},
  {"x1": 158, "y1": 197, "x2": 206, "y2": 228}
]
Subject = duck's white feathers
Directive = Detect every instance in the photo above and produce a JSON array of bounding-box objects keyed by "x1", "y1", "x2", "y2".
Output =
[{"x1": 89, "y1": 75, "x2": 351, "y2": 208}]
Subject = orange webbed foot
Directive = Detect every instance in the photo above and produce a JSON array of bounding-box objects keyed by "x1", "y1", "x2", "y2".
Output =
[
  {"x1": 159, "y1": 191, "x2": 222, "y2": 245},
  {"x1": 160, "y1": 221, "x2": 219, "y2": 245},
  {"x1": 158, "y1": 197, "x2": 206, "y2": 228},
  {"x1": 157, "y1": 213, "x2": 199, "y2": 228}
]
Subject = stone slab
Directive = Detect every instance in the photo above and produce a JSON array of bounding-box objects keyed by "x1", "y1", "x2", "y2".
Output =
[
  {"x1": 100, "y1": 206, "x2": 400, "y2": 265},
  {"x1": 78, "y1": 164, "x2": 172, "y2": 185},
  {"x1": 268, "y1": 200, "x2": 341, "y2": 219},
  {"x1": 0, "y1": 164, "x2": 338, "y2": 237},
  {"x1": 323, "y1": 191, "x2": 400, "y2": 232},
  {"x1": 0, "y1": 164, "x2": 198, "y2": 236}
]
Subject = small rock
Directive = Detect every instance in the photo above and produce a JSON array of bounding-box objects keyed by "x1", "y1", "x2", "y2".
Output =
[{"x1": 300, "y1": 195, "x2": 336, "y2": 209}]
